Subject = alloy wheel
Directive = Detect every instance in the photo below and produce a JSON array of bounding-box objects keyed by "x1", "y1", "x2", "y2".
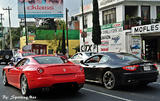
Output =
[
  {"x1": 103, "y1": 71, "x2": 116, "y2": 89},
  {"x1": 21, "y1": 75, "x2": 29, "y2": 96}
]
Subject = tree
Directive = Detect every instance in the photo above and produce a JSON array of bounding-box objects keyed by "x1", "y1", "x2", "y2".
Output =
[
  {"x1": 40, "y1": 18, "x2": 57, "y2": 30},
  {"x1": 62, "y1": 26, "x2": 66, "y2": 55},
  {"x1": 5, "y1": 28, "x2": 21, "y2": 49},
  {"x1": 92, "y1": 0, "x2": 101, "y2": 52}
]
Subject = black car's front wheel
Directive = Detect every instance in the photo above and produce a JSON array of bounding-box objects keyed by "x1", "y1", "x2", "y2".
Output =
[
  {"x1": 103, "y1": 71, "x2": 118, "y2": 90},
  {"x1": 21, "y1": 75, "x2": 30, "y2": 96},
  {"x1": 3, "y1": 71, "x2": 8, "y2": 86}
]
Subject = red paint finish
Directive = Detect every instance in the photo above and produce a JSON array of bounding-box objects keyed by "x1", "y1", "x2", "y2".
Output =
[{"x1": 3, "y1": 55, "x2": 85, "y2": 90}]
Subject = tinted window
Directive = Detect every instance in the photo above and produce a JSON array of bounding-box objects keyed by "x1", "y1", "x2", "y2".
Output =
[
  {"x1": 15, "y1": 58, "x2": 29, "y2": 67},
  {"x1": 85, "y1": 55, "x2": 102, "y2": 63},
  {"x1": 22, "y1": 53, "x2": 36, "y2": 57},
  {"x1": 99, "y1": 55, "x2": 110, "y2": 63},
  {"x1": 110, "y1": 53, "x2": 141, "y2": 61},
  {"x1": 71, "y1": 54, "x2": 79, "y2": 59},
  {"x1": 33, "y1": 56, "x2": 64, "y2": 64}
]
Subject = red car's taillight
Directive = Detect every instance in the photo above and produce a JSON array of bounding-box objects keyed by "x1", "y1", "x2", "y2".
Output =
[
  {"x1": 122, "y1": 65, "x2": 139, "y2": 71},
  {"x1": 37, "y1": 68, "x2": 44, "y2": 74},
  {"x1": 154, "y1": 64, "x2": 158, "y2": 70}
]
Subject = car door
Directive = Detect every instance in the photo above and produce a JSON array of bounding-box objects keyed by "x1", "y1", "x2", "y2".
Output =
[
  {"x1": 7, "y1": 59, "x2": 28, "y2": 87},
  {"x1": 83, "y1": 55, "x2": 111, "y2": 81},
  {"x1": 83, "y1": 55, "x2": 102, "y2": 81}
]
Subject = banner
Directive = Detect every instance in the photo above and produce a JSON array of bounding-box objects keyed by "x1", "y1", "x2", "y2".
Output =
[{"x1": 18, "y1": 0, "x2": 63, "y2": 18}]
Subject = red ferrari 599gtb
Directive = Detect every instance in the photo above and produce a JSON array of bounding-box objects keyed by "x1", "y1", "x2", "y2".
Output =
[{"x1": 2, "y1": 55, "x2": 85, "y2": 96}]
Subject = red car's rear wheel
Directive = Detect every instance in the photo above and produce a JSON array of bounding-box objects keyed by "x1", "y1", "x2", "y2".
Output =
[{"x1": 21, "y1": 75, "x2": 30, "y2": 96}]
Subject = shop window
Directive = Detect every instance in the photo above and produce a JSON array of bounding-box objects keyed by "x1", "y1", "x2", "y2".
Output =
[
  {"x1": 157, "y1": 6, "x2": 160, "y2": 20},
  {"x1": 103, "y1": 8, "x2": 116, "y2": 25},
  {"x1": 141, "y1": 6, "x2": 150, "y2": 24}
]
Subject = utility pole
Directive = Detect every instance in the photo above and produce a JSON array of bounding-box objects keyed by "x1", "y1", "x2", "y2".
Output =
[
  {"x1": 66, "y1": 8, "x2": 69, "y2": 57},
  {"x1": 24, "y1": 0, "x2": 28, "y2": 45},
  {"x1": 0, "y1": 14, "x2": 4, "y2": 50},
  {"x1": 81, "y1": 0, "x2": 85, "y2": 43},
  {"x1": 3, "y1": 6, "x2": 12, "y2": 49}
]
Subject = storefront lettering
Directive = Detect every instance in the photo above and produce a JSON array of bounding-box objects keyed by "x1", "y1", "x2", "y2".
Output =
[
  {"x1": 81, "y1": 44, "x2": 96, "y2": 52},
  {"x1": 102, "y1": 27, "x2": 123, "y2": 34},
  {"x1": 132, "y1": 23, "x2": 160, "y2": 34}
]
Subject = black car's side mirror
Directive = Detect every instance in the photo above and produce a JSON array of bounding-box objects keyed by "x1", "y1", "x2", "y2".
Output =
[
  {"x1": 80, "y1": 60, "x2": 89, "y2": 66},
  {"x1": 80, "y1": 60, "x2": 84, "y2": 64}
]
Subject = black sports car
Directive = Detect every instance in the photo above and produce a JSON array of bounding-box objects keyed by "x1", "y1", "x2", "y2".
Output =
[{"x1": 80, "y1": 52, "x2": 159, "y2": 89}]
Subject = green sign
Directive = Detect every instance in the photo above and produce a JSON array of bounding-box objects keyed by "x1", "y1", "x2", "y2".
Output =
[{"x1": 87, "y1": 22, "x2": 123, "y2": 32}]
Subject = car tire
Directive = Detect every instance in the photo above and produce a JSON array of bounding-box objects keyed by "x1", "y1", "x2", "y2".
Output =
[
  {"x1": 5, "y1": 55, "x2": 10, "y2": 60},
  {"x1": 20, "y1": 75, "x2": 30, "y2": 96},
  {"x1": 103, "y1": 71, "x2": 118, "y2": 90},
  {"x1": 3, "y1": 71, "x2": 8, "y2": 86}
]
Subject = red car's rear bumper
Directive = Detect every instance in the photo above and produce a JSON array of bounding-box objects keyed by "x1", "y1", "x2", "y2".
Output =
[{"x1": 27, "y1": 73, "x2": 85, "y2": 89}]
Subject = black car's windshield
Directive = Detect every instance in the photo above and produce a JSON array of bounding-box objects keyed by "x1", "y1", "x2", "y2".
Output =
[
  {"x1": 33, "y1": 56, "x2": 64, "y2": 64},
  {"x1": 22, "y1": 53, "x2": 36, "y2": 57}
]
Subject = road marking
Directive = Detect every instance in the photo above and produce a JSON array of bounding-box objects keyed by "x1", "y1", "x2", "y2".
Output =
[{"x1": 82, "y1": 88, "x2": 132, "y2": 101}]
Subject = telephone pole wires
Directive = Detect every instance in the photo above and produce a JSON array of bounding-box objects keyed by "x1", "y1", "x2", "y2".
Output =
[{"x1": 3, "y1": 6, "x2": 12, "y2": 49}]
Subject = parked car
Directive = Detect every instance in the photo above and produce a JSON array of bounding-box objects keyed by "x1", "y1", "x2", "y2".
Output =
[
  {"x1": 80, "y1": 52, "x2": 159, "y2": 90},
  {"x1": 68, "y1": 52, "x2": 97, "y2": 64},
  {"x1": 0, "y1": 50, "x2": 14, "y2": 65},
  {"x1": 2, "y1": 55, "x2": 85, "y2": 96},
  {"x1": 12, "y1": 51, "x2": 36, "y2": 63}
]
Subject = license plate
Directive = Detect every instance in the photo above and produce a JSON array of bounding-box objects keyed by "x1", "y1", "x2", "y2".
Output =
[{"x1": 143, "y1": 66, "x2": 151, "y2": 71}]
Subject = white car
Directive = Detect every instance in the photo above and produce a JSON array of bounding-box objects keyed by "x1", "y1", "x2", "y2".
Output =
[
  {"x1": 68, "y1": 52, "x2": 96, "y2": 64},
  {"x1": 11, "y1": 51, "x2": 36, "y2": 63}
]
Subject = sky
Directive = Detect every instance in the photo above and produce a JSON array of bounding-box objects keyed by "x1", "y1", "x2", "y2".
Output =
[{"x1": 0, "y1": 0, "x2": 92, "y2": 27}]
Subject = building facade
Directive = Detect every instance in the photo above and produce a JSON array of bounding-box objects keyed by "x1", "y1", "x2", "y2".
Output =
[{"x1": 76, "y1": 0, "x2": 160, "y2": 61}]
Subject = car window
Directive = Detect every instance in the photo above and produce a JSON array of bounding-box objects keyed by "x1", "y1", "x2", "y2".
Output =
[
  {"x1": 22, "y1": 52, "x2": 36, "y2": 57},
  {"x1": 23, "y1": 59, "x2": 30, "y2": 65},
  {"x1": 71, "y1": 54, "x2": 79, "y2": 59},
  {"x1": 77, "y1": 53, "x2": 83, "y2": 59},
  {"x1": 15, "y1": 58, "x2": 28, "y2": 67},
  {"x1": 33, "y1": 56, "x2": 64, "y2": 64},
  {"x1": 85, "y1": 55, "x2": 102, "y2": 63},
  {"x1": 99, "y1": 55, "x2": 110, "y2": 63},
  {"x1": 115, "y1": 54, "x2": 141, "y2": 61}
]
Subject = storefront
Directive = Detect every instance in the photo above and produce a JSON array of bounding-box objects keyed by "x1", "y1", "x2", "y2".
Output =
[
  {"x1": 131, "y1": 23, "x2": 160, "y2": 62},
  {"x1": 80, "y1": 22, "x2": 127, "y2": 53}
]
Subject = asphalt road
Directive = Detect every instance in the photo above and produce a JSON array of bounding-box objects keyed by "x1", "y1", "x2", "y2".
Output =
[{"x1": 0, "y1": 65, "x2": 160, "y2": 101}]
